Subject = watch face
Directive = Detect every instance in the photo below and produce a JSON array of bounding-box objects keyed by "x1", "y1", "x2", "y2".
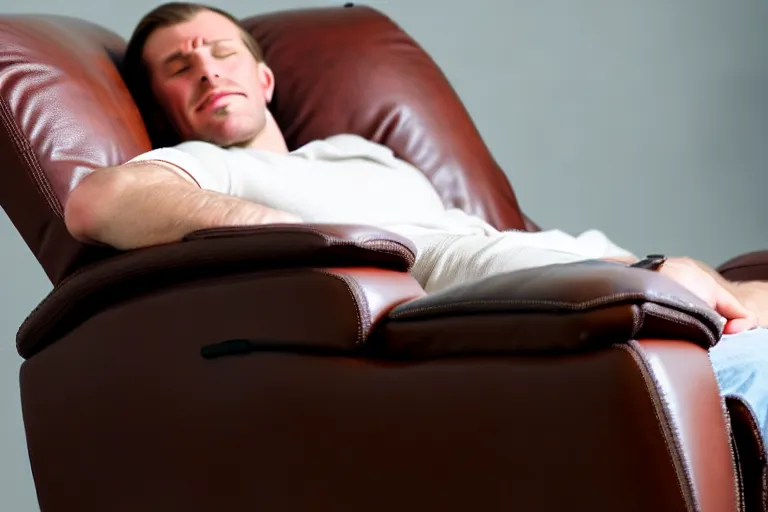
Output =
[{"x1": 631, "y1": 255, "x2": 666, "y2": 270}]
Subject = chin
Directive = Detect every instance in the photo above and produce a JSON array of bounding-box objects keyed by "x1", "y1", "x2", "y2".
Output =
[
  {"x1": 196, "y1": 128, "x2": 252, "y2": 148},
  {"x1": 219, "y1": 132, "x2": 259, "y2": 148},
  {"x1": 202, "y1": 120, "x2": 261, "y2": 148}
]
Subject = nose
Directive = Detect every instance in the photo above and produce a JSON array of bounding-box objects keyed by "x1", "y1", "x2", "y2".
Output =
[
  {"x1": 193, "y1": 53, "x2": 221, "y2": 84},
  {"x1": 199, "y1": 62, "x2": 220, "y2": 83}
]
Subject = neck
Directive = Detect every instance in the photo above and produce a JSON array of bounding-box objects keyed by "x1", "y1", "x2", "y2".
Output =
[{"x1": 244, "y1": 111, "x2": 289, "y2": 153}]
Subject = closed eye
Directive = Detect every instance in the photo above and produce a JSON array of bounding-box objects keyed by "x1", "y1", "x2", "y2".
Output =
[{"x1": 171, "y1": 65, "x2": 190, "y2": 76}]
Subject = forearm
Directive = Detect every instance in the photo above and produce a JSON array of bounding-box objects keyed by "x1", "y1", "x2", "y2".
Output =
[
  {"x1": 93, "y1": 185, "x2": 278, "y2": 250},
  {"x1": 601, "y1": 256, "x2": 638, "y2": 264},
  {"x1": 65, "y1": 162, "x2": 295, "y2": 250}
]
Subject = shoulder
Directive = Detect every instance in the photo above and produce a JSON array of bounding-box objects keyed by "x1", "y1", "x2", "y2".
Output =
[
  {"x1": 174, "y1": 140, "x2": 228, "y2": 154},
  {"x1": 124, "y1": 141, "x2": 232, "y2": 191},
  {"x1": 295, "y1": 133, "x2": 403, "y2": 165},
  {"x1": 323, "y1": 133, "x2": 395, "y2": 156},
  {"x1": 161, "y1": 140, "x2": 230, "y2": 160},
  {"x1": 126, "y1": 140, "x2": 229, "y2": 164}
]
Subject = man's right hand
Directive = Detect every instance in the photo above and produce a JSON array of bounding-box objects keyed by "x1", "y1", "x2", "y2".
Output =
[
  {"x1": 658, "y1": 257, "x2": 758, "y2": 334},
  {"x1": 260, "y1": 209, "x2": 303, "y2": 225}
]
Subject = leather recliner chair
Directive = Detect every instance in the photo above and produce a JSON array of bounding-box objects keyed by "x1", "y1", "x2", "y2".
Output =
[{"x1": 1, "y1": 4, "x2": 767, "y2": 511}]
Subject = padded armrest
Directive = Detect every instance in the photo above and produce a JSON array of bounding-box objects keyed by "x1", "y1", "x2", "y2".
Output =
[
  {"x1": 17, "y1": 223, "x2": 418, "y2": 358},
  {"x1": 718, "y1": 249, "x2": 768, "y2": 282},
  {"x1": 181, "y1": 224, "x2": 415, "y2": 269},
  {"x1": 380, "y1": 260, "x2": 725, "y2": 359}
]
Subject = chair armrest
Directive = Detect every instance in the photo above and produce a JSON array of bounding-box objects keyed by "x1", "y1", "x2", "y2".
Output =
[
  {"x1": 379, "y1": 260, "x2": 724, "y2": 359},
  {"x1": 522, "y1": 213, "x2": 541, "y2": 232},
  {"x1": 377, "y1": 260, "x2": 738, "y2": 509},
  {"x1": 17, "y1": 223, "x2": 420, "y2": 358},
  {"x1": 180, "y1": 223, "x2": 415, "y2": 270},
  {"x1": 718, "y1": 250, "x2": 768, "y2": 281}
]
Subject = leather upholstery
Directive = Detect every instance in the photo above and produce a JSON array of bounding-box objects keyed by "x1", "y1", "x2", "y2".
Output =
[
  {"x1": 16, "y1": 223, "x2": 419, "y2": 358},
  {"x1": 242, "y1": 6, "x2": 528, "y2": 233},
  {"x1": 728, "y1": 395, "x2": 768, "y2": 512},
  {"x1": 0, "y1": 5, "x2": 530, "y2": 287},
  {"x1": 637, "y1": 340, "x2": 741, "y2": 512},
  {"x1": 0, "y1": 3, "x2": 763, "y2": 511},
  {"x1": 21, "y1": 327, "x2": 737, "y2": 512},
  {"x1": 381, "y1": 260, "x2": 726, "y2": 356},
  {"x1": 0, "y1": 15, "x2": 147, "y2": 284},
  {"x1": 719, "y1": 250, "x2": 768, "y2": 282}
]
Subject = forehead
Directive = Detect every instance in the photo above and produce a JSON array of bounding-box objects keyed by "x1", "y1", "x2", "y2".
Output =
[{"x1": 142, "y1": 10, "x2": 242, "y2": 66}]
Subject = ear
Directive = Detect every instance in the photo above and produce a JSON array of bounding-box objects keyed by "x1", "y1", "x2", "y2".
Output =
[{"x1": 257, "y1": 62, "x2": 276, "y2": 103}]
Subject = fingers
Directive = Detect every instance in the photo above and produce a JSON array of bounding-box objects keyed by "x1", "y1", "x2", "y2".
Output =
[
  {"x1": 715, "y1": 285, "x2": 758, "y2": 333},
  {"x1": 715, "y1": 284, "x2": 753, "y2": 319},
  {"x1": 724, "y1": 318, "x2": 757, "y2": 335},
  {"x1": 657, "y1": 257, "x2": 759, "y2": 334}
]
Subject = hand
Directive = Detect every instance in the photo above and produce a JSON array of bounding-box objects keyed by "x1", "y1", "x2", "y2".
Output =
[
  {"x1": 263, "y1": 208, "x2": 303, "y2": 224},
  {"x1": 659, "y1": 257, "x2": 758, "y2": 334}
]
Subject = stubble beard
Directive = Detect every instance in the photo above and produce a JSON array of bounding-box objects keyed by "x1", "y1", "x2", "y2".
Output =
[
  {"x1": 211, "y1": 105, "x2": 230, "y2": 117},
  {"x1": 203, "y1": 106, "x2": 258, "y2": 149}
]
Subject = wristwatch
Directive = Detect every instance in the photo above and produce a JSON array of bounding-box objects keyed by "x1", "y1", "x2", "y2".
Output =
[{"x1": 629, "y1": 254, "x2": 667, "y2": 271}]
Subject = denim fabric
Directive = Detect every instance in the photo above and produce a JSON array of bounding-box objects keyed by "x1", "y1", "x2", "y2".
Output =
[{"x1": 711, "y1": 327, "x2": 768, "y2": 439}]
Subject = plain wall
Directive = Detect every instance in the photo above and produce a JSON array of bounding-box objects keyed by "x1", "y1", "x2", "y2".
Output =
[{"x1": 2, "y1": 0, "x2": 767, "y2": 509}]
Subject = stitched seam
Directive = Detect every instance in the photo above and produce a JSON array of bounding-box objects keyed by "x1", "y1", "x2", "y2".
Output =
[
  {"x1": 763, "y1": 466, "x2": 768, "y2": 512},
  {"x1": 728, "y1": 413, "x2": 746, "y2": 512},
  {"x1": 17, "y1": 234, "x2": 409, "y2": 352},
  {"x1": 728, "y1": 395, "x2": 768, "y2": 510},
  {"x1": 185, "y1": 227, "x2": 416, "y2": 267},
  {"x1": 630, "y1": 304, "x2": 642, "y2": 339},
  {"x1": 722, "y1": 397, "x2": 746, "y2": 512},
  {"x1": 0, "y1": 90, "x2": 62, "y2": 216},
  {"x1": 390, "y1": 292, "x2": 715, "y2": 322},
  {"x1": 313, "y1": 269, "x2": 368, "y2": 345},
  {"x1": 618, "y1": 341, "x2": 700, "y2": 511},
  {"x1": 19, "y1": 266, "x2": 373, "y2": 357},
  {"x1": 642, "y1": 304, "x2": 718, "y2": 347},
  {"x1": 188, "y1": 226, "x2": 412, "y2": 253},
  {"x1": 17, "y1": 259, "x2": 92, "y2": 338}
]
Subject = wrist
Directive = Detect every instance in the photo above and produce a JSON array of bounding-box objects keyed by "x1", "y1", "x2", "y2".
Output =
[
  {"x1": 218, "y1": 200, "x2": 281, "y2": 226},
  {"x1": 629, "y1": 254, "x2": 667, "y2": 271}
]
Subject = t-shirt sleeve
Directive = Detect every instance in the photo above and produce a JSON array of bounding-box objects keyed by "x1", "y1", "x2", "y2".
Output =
[
  {"x1": 125, "y1": 141, "x2": 229, "y2": 194},
  {"x1": 574, "y1": 229, "x2": 638, "y2": 260}
]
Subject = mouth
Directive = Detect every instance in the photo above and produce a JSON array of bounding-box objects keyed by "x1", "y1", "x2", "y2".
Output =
[{"x1": 195, "y1": 91, "x2": 245, "y2": 112}]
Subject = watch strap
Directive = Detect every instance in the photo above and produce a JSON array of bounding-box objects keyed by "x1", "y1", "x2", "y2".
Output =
[{"x1": 629, "y1": 254, "x2": 667, "y2": 271}]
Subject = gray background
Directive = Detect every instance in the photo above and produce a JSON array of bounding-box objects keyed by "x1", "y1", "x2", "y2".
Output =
[{"x1": 2, "y1": 0, "x2": 767, "y2": 509}]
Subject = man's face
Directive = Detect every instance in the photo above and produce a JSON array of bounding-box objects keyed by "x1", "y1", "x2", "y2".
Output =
[{"x1": 142, "y1": 10, "x2": 274, "y2": 147}]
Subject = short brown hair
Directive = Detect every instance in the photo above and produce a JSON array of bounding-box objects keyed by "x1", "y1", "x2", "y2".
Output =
[{"x1": 121, "y1": 2, "x2": 265, "y2": 147}]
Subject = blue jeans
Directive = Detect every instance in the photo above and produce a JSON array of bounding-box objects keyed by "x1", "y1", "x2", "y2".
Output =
[{"x1": 711, "y1": 327, "x2": 768, "y2": 439}]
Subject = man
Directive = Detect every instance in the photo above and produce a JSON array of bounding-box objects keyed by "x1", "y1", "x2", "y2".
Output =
[{"x1": 65, "y1": 2, "x2": 768, "y2": 435}]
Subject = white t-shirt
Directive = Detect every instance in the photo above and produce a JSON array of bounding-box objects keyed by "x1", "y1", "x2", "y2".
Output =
[{"x1": 129, "y1": 134, "x2": 635, "y2": 292}]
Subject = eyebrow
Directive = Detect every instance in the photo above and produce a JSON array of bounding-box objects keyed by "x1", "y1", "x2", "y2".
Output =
[{"x1": 161, "y1": 38, "x2": 234, "y2": 67}]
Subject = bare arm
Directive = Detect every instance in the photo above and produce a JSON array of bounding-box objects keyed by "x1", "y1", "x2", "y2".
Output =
[
  {"x1": 64, "y1": 161, "x2": 300, "y2": 251},
  {"x1": 599, "y1": 253, "x2": 761, "y2": 330}
]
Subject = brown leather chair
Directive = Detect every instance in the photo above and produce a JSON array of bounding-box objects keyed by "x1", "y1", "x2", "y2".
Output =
[{"x1": 1, "y1": 4, "x2": 767, "y2": 511}]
